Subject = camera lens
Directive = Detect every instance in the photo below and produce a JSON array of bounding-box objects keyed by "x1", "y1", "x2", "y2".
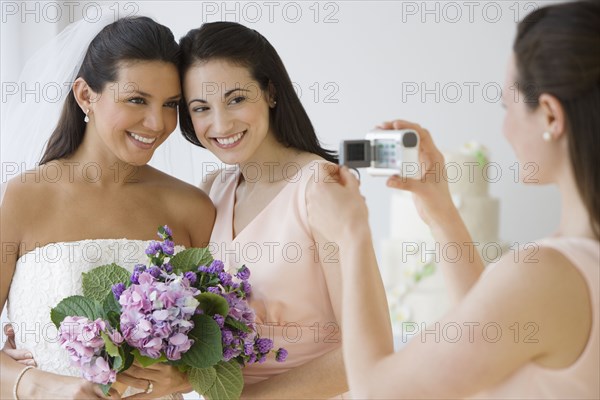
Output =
[{"x1": 402, "y1": 131, "x2": 418, "y2": 148}]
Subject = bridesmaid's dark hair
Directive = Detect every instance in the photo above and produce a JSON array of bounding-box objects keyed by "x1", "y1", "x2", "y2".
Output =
[
  {"x1": 178, "y1": 21, "x2": 338, "y2": 164},
  {"x1": 514, "y1": 0, "x2": 600, "y2": 239},
  {"x1": 40, "y1": 17, "x2": 180, "y2": 164}
]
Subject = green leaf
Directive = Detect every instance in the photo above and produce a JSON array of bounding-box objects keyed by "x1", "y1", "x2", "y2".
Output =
[
  {"x1": 112, "y1": 354, "x2": 123, "y2": 371},
  {"x1": 181, "y1": 315, "x2": 223, "y2": 369},
  {"x1": 50, "y1": 295, "x2": 102, "y2": 328},
  {"x1": 120, "y1": 345, "x2": 134, "y2": 371},
  {"x1": 82, "y1": 264, "x2": 131, "y2": 302},
  {"x1": 197, "y1": 292, "x2": 229, "y2": 317},
  {"x1": 204, "y1": 361, "x2": 243, "y2": 400},
  {"x1": 103, "y1": 291, "x2": 122, "y2": 316},
  {"x1": 224, "y1": 316, "x2": 251, "y2": 333},
  {"x1": 132, "y1": 349, "x2": 167, "y2": 367},
  {"x1": 99, "y1": 383, "x2": 112, "y2": 396},
  {"x1": 170, "y1": 248, "x2": 213, "y2": 274},
  {"x1": 188, "y1": 366, "x2": 217, "y2": 395},
  {"x1": 101, "y1": 332, "x2": 119, "y2": 358}
]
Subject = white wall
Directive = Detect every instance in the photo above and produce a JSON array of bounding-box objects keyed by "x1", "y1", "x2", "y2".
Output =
[{"x1": 1, "y1": 1, "x2": 562, "y2": 394}]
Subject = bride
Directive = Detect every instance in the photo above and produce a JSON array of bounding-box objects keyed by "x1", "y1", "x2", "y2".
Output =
[{"x1": 0, "y1": 15, "x2": 214, "y2": 399}]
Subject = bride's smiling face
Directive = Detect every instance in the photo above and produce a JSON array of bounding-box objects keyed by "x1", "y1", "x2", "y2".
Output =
[{"x1": 86, "y1": 61, "x2": 181, "y2": 166}]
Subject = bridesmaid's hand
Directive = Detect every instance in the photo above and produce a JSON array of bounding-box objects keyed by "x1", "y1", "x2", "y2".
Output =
[
  {"x1": 117, "y1": 362, "x2": 191, "y2": 399},
  {"x1": 379, "y1": 119, "x2": 458, "y2": 229},
  {"x1": 2, "y1": 323, "x2": 36, "y2": 366}
]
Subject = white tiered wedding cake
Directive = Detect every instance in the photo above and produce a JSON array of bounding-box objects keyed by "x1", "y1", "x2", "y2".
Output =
[{"x1": 381, "y1": 143, "x2": 501, "y2": 330}]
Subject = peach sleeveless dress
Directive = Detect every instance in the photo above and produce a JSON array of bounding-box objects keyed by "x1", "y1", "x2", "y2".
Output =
[
  {"x1": 473, "y1": 237, "x2": 599, "y2": 399},
  {"x1": 208, "y1": 160, "x2": 343, "y2": 385}
]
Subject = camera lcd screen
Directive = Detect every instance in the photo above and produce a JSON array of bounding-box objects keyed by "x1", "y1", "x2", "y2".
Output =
[{"x1": 346, "y1": 143, "x2": 367, "y2": 161}]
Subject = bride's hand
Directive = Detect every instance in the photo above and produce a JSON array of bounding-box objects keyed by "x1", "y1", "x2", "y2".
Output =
[
  {"x1": 117, "y1": 362, "x2": 191, "y2": 399},
  {"x1": 2, "y1": 323, "x2": 36, "y2": 366},
  {"x1": 379, "y1": 119, "x2": 459, "y2": 229},
  {"x1": 17, "y1": 368, "x2": 120, "y2": 399}
]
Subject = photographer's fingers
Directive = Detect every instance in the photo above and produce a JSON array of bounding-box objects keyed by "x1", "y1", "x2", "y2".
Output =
[
  {"x1": 338, "y1": 166, "x2": 360, "y2": 189},
  {"x1": 387, "y1": 175, "x2": 419, "y2": 192}
]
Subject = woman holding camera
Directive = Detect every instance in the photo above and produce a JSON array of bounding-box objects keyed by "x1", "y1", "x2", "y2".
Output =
[{"x1": 308, "y1": 1, "x2": 599, "y2": 398}]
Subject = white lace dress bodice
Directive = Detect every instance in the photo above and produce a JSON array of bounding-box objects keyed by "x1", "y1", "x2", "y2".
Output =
[{"x1": 7, "y1": 239, "x2": 185, "y2": 399}]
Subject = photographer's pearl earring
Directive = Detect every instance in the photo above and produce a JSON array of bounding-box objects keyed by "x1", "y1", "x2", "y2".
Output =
[
  {"x1": 542, "y1": 131, "x2": 553, "y2": 142},
  {"x1": 84, "y1": 109, "x2": 90, "y2": 123}
]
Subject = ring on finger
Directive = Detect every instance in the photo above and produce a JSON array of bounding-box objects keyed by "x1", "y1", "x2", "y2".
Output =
[{"x1": 144, "y1": 380, "x2": 153, "y2": 394}]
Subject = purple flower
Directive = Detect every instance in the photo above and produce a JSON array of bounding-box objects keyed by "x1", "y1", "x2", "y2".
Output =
[
  {"x1": 82, "y1": 356, "x2": 116, "y2": 385},
  {"x1": 236, "y1": 265, "x2": 251, "y2": 281},
  {"x1": 112, "y1": 283, "x2": 126, "y2": 301},
  {"x1": 159, "y1": 225, "x2": 173, "y2": 239},
  {"x1": 59, "y1": 317, "x2": 105, "y2": 363},
  {"x1": 207, "y1": 287, "x2": 222, "y2": 295},
  {"x1": 219, "y1": 272, "x2": 233, "y2": 287},
  {"x1": 119, "y1": 271, "x2": 200, "y2": 360},
  {"x1": 223, "y1": 347, "x2": 237, "y2": 361},
  {"x1": 256, "y1": 338, "x2": 273, "y2": 354},
  {"x1": 225, "y1": 294, "x2": 256, "y2": 325},
  {"x1": 161, "y1": 240, "x2": 175, "y2": 256},
  {"x1": 222, "y1": 329, "x2": 234, "y2": 346},
  {"x1": 276, "y1": 348, "x2": 288, "y2": 362},
  {"x1": 148, "y1": 266, "x2": 162, "y2": 278},
  {"x1": 213, "y1": 314, "x2": 225, "y2": 328},
  {"x1": 145, "y1": 242, "x2": 162, "y2": 256},
  {"x1": 247, "y1": 354, "x2": 257, "y2": 364},
  {"x1": 184, "y1": 271, "x2": 197, "y2": 285},
  {"x1": 244, "y1": 344, "x2": 254, "y2": 356},
  {"x1": 241, "y1": 281, "x2": 252, "y2": 296},
  {"x1": 258, "y1": 354, "x2": 267, "y2": 363},
  {"x1": 209, "y1": 260, "x2": 224, "y2": 274},
  {"x1": 163, "y1": 263, "x2": 173, "y2": 273},
  {"x1": 58, "y1": 316, "x2": 119, "y2": 384}
]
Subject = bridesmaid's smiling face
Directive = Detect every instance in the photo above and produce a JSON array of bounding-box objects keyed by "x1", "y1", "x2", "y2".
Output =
[
  {"x1": 86, "y1": 61, "x2": 181, "y2": 166},
  {"x1": 183, "y1": 59, "x2": 276, "y2": 165}
]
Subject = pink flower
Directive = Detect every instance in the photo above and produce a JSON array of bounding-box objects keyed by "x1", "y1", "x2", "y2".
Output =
[
  {"x1": 119, "y1": 271, "x2": 199, "y2": 360},
  {"x1": 82, "y1": 356, "x2": 116, "y2": 385}
]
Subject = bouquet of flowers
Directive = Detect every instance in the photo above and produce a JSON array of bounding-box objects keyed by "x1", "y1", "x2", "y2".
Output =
[{"x1": 51, "y1": 226, "x2": 287, "y2": 399}]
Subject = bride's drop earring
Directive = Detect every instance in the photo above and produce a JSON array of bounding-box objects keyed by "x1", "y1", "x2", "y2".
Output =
[
  {"x1": 84, "y1": 109, "x2": 90, "y2": 123},
  {"x1": 542, "y1": 131, "x2": 552, "y2": 142}
]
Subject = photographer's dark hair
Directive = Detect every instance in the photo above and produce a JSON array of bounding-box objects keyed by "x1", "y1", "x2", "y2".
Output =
[
  {"x1": 40, "y1": 16, "x2": 180, "y2": 165},
  {"x1": 514, "y1": 0, "x2": 600, "y2": 239},
  {"x1": 178, "y1": 21, "x2": 338, "y2": 164}
]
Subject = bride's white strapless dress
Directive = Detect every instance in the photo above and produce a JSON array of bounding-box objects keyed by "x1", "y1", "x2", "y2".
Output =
[{"x1": 7, "y1": 239, "x2": 185, "y2": 399}]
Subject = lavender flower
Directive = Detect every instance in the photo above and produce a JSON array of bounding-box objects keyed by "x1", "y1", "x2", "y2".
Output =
[
  {"x1": 119, "y1": 271, "x2": 199, "y2": 360},
  {"x1": 161, "y1": 240, "x2": 175, "y2": 256},
  {"x1": 112, "y1": 283, "x2": 126, "y2": 301},
  {"x1": 218, "y1": 272, "x2": 233, "y2": 287},
  {"x1": 236, "y1": 265, "x2": 251, "y2": 281},
  {"x1": 209, "y1": 260, "x2": 224, "y2": 274},
  {"x1": 145, "y1": 242, "x2": 162, "y2": 256},
  {"x1": 276, "y1": 348, "x2": 288, "y2": 362},
  {"x1": 82, "y1": 356, "x2": 116, "y2": 385},
  {"x1": 58, "y1": 316, "x2": 118, "y2": 384},
  {"x1": 213, "y1": 314, "x2": 225, "y2": 328},
  {"x1": 184, "y1": 271, "x2": 197, "y2": 285},
  {"x1": 256, "y1": 338, "x2": 274, "y2": 354},
  {"x1": 159, "y1": 225, "x2": 173, "y2": 239}
]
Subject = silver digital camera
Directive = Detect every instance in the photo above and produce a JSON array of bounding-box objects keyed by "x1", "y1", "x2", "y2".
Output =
[{"x1": 339, "y1": 129, "x2": 420, "y2": 177}]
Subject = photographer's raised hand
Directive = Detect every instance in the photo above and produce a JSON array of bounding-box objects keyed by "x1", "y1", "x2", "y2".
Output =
[{"x1": 379, "y1": 119, "x2": 485, "y2": 301}]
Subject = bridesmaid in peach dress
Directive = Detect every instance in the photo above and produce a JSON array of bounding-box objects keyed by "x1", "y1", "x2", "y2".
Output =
[
  {"x1": 177, "y1": 22, "x2": 383, "y2": 398},
  {"x1": 308, "y1": 1, "x2": 600, "y2": 399}
]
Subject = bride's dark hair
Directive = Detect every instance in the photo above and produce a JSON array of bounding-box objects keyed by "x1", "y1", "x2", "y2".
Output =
[
  {"x1": 40, "y1": 17, "x2": 180, "y2": 165},
  {"x1": 514, "y1": 0, "x2": 600, "y2": 239},
  {"x1": 178, "y1": 21, "x2": 338, "y2": 164}
]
